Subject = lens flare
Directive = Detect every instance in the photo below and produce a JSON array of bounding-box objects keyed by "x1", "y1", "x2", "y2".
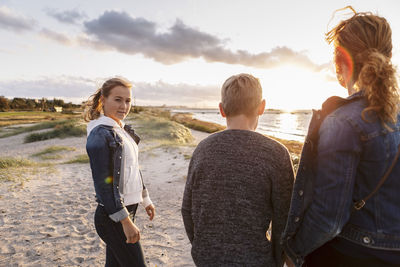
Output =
[
  {"x1": 336, "y1": 46, "x2": 354, "y2": 82},
  {"x1": 105, "y1": 176, "x2": 113, "y2": 184}
]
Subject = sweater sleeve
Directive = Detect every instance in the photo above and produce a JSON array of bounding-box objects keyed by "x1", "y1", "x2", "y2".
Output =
[
  {"x1": 182, "y1": 156, "x2": 196, "y2": 243},
  {"x1": 271, "y1": 149, "x2": 295, "y2": 267}
]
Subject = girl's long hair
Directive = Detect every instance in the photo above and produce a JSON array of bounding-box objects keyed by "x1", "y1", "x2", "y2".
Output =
[{"x1": 326, "y1": 7, "x2": 399, "y2": 126}]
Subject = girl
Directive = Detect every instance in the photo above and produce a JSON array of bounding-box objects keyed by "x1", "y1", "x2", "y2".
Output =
[
  {"x1": 282, "y1": 7, "x2": 400, "y2": 267},
  {"x1": 85, "y1": 77, "x2": 155, "y2": 267}
]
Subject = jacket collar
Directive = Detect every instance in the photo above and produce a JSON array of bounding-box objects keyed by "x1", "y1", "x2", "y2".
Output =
[{"x1": 347, "y1": 89, "x2": 365, "y2": 101}]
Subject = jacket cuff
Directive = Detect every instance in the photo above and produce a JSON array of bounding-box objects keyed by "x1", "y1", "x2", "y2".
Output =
[
  {"x1": 142, "y1": 195, "x2": 152, "y2": 208},
  {"x1": 109, "y1": 207, "x2": 129, "y2": 222},
  {"x1": 141, "y1": 188, "x2": 152, "y2": 207}
]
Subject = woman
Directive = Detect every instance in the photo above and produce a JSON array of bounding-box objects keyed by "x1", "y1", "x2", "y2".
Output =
[
  {"x1": 85, "y1": 77, "x2": 155, "y2": 267},
  {"x1": 282, "y1": 7, "x2": 400, "y2": 267}
]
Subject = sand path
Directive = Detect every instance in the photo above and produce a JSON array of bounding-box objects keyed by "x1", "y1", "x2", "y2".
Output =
[{"x1": 0, "y1": 129, "x2": 208, "y2": 266}]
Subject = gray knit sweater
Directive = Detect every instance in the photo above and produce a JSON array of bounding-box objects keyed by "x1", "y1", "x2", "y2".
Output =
[{"x1": 182, "y1": 129, "x2": 294, "y2": 267}]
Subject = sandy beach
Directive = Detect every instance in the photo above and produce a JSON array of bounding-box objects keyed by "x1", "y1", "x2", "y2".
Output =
[{"x1": 0, "y1": 125, "x2": 209, "y2": 267}]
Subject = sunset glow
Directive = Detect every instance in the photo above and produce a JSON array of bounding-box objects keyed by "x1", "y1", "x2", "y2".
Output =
[{"x1": 0, "y1": 1, "x2": 399, "y2": 110}]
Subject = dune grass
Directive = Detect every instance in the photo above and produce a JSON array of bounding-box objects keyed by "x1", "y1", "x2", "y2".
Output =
[
  {"x1": 24, "y1": 121, "x2": 86, "y2": 143},
  {"x1": 0, "y1": 111, "x2": 80, "y2": 127},
  {"x1": 0, "y1": 119, "x2": 78, "y2": 138},
  {"x1": 0, "y1": 157, "x2": 53, "y2": 184},
  {"x1": 128, "y1": 112, "x2": 194, "y2": 145},
  {"x1": 269, "y1": 136, "x2": 303, "y2": 156},
  {"x1": 171, "y1": 113, "x2": 225, "y2": 133},
  {"x1": 0, "y1": 157, "x2": 36, "y2": 169},
  {"x1": 32, "y1": 146, "x2": 76, "y2": 160},
  {"x1": 64, "y1": 154, "x2": 89, "y2": 164}
]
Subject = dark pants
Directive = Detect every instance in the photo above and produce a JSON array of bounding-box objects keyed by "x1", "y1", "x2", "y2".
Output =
[
  {"x1": 304, "y1": 243, "x2": 399, "y2": 267},
  {"x1": 95, "y1": 204, "x2": 146, "y2": 267}
]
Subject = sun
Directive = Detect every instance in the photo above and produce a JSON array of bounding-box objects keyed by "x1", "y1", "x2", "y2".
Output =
[{"x1": 258, "y1": 65, "x2": 346, "y2": 111}]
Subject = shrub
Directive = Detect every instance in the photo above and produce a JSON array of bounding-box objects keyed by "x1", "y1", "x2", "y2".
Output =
[{"x1": 24, "y1": 122, "x2": 86, "y2": 143}]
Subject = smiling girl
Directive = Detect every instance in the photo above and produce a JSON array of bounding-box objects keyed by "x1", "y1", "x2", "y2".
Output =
[{"x1": 84, "y1": 77, "x2": 155, "y2": 267}]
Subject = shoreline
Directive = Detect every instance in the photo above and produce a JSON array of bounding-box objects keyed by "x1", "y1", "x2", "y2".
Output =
[{"x1": 170, "y1": 112, "x2": 303, "y2": 157}]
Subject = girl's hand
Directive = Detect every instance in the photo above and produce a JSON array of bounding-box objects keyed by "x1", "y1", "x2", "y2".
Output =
[
  {"x1": 145, "y1": 204, "x2": 155, "y2": 221},
  {"x1": 120, "y1": 217, "x2": 140, "y2": 243}
]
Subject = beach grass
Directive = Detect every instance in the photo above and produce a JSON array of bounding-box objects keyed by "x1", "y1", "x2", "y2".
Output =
[
  {"x1": 0, "y1": 157, "x2": 36, "y2": 169},
  {"x1": 40, "y1": 154, "x2": 64, "y2": 160},
  {"x1": 171, "y1": 113, "x2": 225, "y2": 133},
  {"x1": 270, "y1": 136, "x2": 303, "y2": 156},
  {"x1": 64, "y1": 154, "x2": 89, "y2": 164},
  {"x1": 32, "y1": 145, "x2": 76, "y2": 160},
  {"x1": 128, "y1": 112, "x2": 194, "y2": 145},
  {"x1": 24, "y1": 121, "x2": 86, "y2": 143},
  {"x1": 0, "y1": 119, "x2": 79, "y2": 138},
  {"x1": 0, "y1": 157, "x2": 53, "y2": 184},
  {"x1": 0, "y1": 111, "x2": 81, "y2": 128}
]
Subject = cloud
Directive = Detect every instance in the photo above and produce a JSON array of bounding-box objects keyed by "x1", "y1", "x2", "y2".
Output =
[
  {"x1": 133, "y1": 81, "x2": 219, "y2": 107},
  {"x1": 0, "y1": 76, "x2": 96, "y2": 103},
  {"x1": 82, "y1": 10, "x2": 325, "y2": 71},
  {"x1": 39, "y1": 28, "x2": 72, "y2": 45},
  {"x1": 45, "y1": 8, "x2": 87, "y2": 24},
  {"x1": 0, "y1": 6, "x2": 36, "y2": 32},
  {"x1": 0, "y1": 77, "x2": 220, "y2": 107}
]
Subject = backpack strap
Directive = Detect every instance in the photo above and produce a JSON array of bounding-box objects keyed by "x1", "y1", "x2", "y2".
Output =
[
  {"x1": 354, "y1": 144, "x2": 400, "y2": 210},
  {"x1": 124, "y1": 124, "x2": 141, "y2": 145}
]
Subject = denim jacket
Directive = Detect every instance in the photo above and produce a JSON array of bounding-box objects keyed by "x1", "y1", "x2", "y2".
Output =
[
  {"x1": 282, "y1": 91, "x2": 400, "y2": 266},
  {"x1": 86, "y1": 121, "x2": 149, "y2": 222}
]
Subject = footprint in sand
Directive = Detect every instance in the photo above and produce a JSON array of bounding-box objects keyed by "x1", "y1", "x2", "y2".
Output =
[
  {"x1": 75, "y1": 257, "x2": 84, "y2": 264},
  {"x1": 77, "y1": 208, "x2": 87, "y2": 214},
  {"x1": 87, "y1": 232, "x2": 96, "y2": 238},
  {"x1": 54, "y1": 220, "x2": 66, "y2": 225},
  {"x1": 2, "y1": 245, "x2": 16, "y2": 255},
  {"x1": 70, "y1": 214, "x2": 81, "y2": 219},
  {"x1": 43, "y1": 226, "x2": 56, "y2": 232}
]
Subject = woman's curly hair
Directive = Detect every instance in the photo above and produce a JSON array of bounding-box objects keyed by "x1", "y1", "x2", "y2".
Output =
[{"x1": 326, "y1": 7, "x2": 399, "y2": 126}]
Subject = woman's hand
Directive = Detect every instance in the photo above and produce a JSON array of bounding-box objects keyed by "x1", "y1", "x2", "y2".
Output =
[
  {"x1": 120, "y1": 217, "x2": 140, "y2": 244},
  {"x1": 145, "y1": 204, "x2": 155, "y2": 221}
]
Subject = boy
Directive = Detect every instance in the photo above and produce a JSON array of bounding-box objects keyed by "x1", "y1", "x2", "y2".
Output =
[{"x1": 181, "y1": 73, "x2": 294, "y2": 267}]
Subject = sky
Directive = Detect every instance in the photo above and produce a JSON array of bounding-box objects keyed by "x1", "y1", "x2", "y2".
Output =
[{"x1": 0, "y1": 0, "x2": 399, "y2": 110}]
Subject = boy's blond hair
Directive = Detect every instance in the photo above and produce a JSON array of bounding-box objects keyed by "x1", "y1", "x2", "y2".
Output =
[{"x1": 221, "y1": 73, "x2": 262, "y2": 117}]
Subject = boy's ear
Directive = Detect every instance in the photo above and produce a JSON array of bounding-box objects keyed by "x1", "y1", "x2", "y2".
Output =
[
  {"x1": 257, "y1": 99, "x2": 266, "y2": 115},
  {"x1": 219, "y1": 103, "x2": 226, "y2": 118}
]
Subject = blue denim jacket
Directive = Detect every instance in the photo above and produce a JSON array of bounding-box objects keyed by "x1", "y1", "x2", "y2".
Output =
[
  {"x1": 86, "y1": 124, "x2": 143, "y2": 222},
  {"x1": 282, "y1": 91, "x2": 400, "y2": 266}
]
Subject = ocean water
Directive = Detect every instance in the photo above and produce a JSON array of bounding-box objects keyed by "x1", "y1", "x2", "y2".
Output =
[{"x1": 171, "y1": 109, "x2": 312, "y2": 142}]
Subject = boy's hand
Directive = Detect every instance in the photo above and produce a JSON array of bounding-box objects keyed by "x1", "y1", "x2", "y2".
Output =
[{"x1": 145, "y1": 204, "x2": 155, "y2": 220}]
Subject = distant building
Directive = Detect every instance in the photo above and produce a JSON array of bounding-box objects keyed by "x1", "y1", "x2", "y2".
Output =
[{"x1": 50, "y1": 106, "x2": 63, "y2": 112}]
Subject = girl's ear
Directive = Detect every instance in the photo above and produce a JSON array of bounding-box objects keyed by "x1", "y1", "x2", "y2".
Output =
[{"x1": 219, "y1": 103, "x2": 226, "y2": 118}]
